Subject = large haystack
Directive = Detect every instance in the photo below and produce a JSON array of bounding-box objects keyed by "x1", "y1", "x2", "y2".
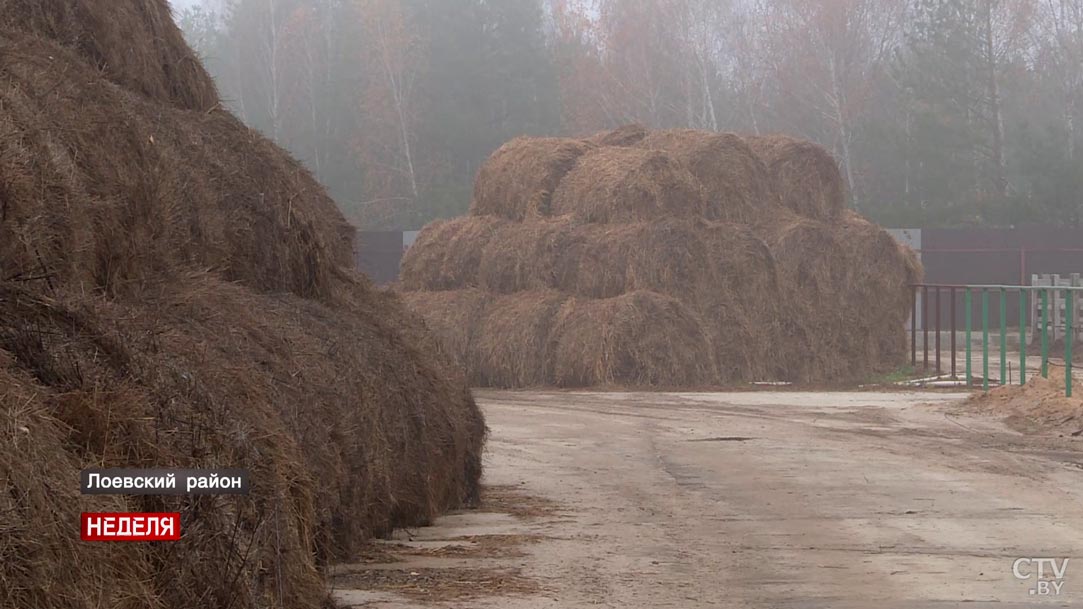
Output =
[
  {"x1": 746, "y1": 134, "x2": 847, "y2": 221},
  {"x1": 400, "y1": 126, "x2": 918, "y2": 388},
  {"x1": 1, "y1": 10, "x2": 483, "y2": 609}
]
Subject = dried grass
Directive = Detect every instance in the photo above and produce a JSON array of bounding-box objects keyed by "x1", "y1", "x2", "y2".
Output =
[
  {"x1": 836, "y1": 211, "x2": 922, "y2": 366},
  {"x1": 473, "y1": 291, "x2": 567, "y2": 388},
  {"x1": 0, "y1": 15, "x2": 483, "y2": 609},
  {"x1": 399, "y1": 128, "x2": 919, "y2": 388},
  {"x1": 399, "y1": 216, "x2": 506, "y2": 291},
  {"x1": 398, "y1": 288, "x2": 492, "y2": 378},
  {"x1": 550, "y1": 147, "x2": 707, "y2": 223},
  {"x1": 549, "y1": 291, "x2": 717, "y2": 387},
  {"x1": 470, "y1": 137, "x2": 593, "y2": 221},
  {"x1": 638, "y1": 129, "x2": 776, "y2": 222},
  {"x1": 477, "y1": 219, "x2": 576, "y2": 294},
  {"x1": 584, "y1": 123, "x2": 648, "y2": 147},
  {"x1": 0, "y1": 0, "x2": 218, "y2": 111},
  {"x1": 746, "y1": 134, "x2": 846, "y2": 221}
]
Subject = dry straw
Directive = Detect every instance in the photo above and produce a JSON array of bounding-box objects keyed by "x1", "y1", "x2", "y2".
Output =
[
  {"x1": 399, "y1": 126, "x2": 919, "y2": 387},
  {"x1": 584, "y1": 123, "x2": 649, "y2": 147},
  {"x1": 638, "y1": 129, "x2": 776, "y2": 223},
  {"x1": 470, "y1": 136, "x2": 594, "y2": 221},
  {"x1": 746, "y1": 134, "x2": 847, "y2": 221},
  {"x1": 0, "y1": 5, "x2": 484, "y2": 609},
  {"x1": 551, "y1": 146, "x2": 707, "y2": 223}
]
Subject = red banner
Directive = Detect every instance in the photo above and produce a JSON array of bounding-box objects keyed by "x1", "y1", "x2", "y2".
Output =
[{"x1": 80, "y1": 512, "x2": 181, "y2": 542}]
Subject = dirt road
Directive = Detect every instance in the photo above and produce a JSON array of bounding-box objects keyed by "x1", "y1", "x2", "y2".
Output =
[{"x1": 333, "y1": 390, "x2": 1083, "y2": 608}]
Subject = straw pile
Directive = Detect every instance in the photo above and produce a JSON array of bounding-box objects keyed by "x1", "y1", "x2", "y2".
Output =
[
  {"x1": 1, "y1": 4, "x2": 484, "y2": 609},
  {"x1": 400, "y1": 126, "x2": 919, "y2": 387}
]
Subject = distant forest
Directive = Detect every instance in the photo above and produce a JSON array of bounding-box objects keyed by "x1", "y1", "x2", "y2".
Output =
[{"x1": 179, "y1": 0, "x2": 1083, "y2": 229}]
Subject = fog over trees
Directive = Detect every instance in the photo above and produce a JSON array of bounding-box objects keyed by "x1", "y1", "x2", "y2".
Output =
[{"x1": 178, "y1": 0, "x2": 1083, "y2": 229}]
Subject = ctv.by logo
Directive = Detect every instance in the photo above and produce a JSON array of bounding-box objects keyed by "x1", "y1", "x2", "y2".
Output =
[{"x1": 1013, "y1": 557, "x2": 1069, "y2": 596}]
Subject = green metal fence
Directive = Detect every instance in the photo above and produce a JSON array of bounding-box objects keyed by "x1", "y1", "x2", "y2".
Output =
[{"x1": 912, "y1": 284, "x2": 1080, "y2": 396}]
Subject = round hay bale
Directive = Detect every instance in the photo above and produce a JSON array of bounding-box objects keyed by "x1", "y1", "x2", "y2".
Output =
[
  {"x1": 548, "y1": 220, "x2": 717, "y2": 304},
  {"x1": 746, "y1": 134, "x2": 846, "y2": 221},
  {"x1": 477, "y1": 219, "x2": 577, "y2": 294},
  {"x1": 399, "y1": 216, "x2": 507, "y2": 290},
  {"x1": 0, "y1": 0, "x2": 219, "y2": 111},
  {"x1": 638, "y1": 129, "x2": 776, "y2": 222},
  {"x1": 398, "y1": 288, "x2": 491, "y2": 376},
  {"x1": 550, "y1": 147, "x2": 708, "y2": 224},
  {"x1": 755, "y1": 211, "x2": 852, "y2": 381},
  {"x1": 836, "y1": 211, "x2": 922, "y2": 366},
  {"x1": 584, "y1": 123, "x2": 649, "y2": 147},
  {"x1": 472, "y1": 291, "x2": 567, "y2": 387},
  {"x1": 549, "y1": 291, "x2": 717, "y2": 387},
  {"x1": 702, "y1": 222, "x2": 785, "y2": 380},
  {"x1": 470, "y1": 137, "x2": 594, "y2": 221}
]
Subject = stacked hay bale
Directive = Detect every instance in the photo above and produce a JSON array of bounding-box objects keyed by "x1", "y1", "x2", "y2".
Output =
[
  {"x1": 400, "y1": 126, "x2": 920, "y2": 387},
  {"x1": 0, "y1": 3, "x2": 484, "y2": 609}
]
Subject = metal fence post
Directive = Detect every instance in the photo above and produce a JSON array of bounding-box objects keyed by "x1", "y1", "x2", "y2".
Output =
[
  {"x1": 935, "y1": 288, "x2": 942, "y2": 374},
  {"x1": 951, "y1": 287, "x2": 957, "y2": 378},
  {"x1": 911, "y1": 286, "x2": 917, "y2": 368},
  {"x1": 1000, "y1": 288, "x2": 1007, "y2": 385},
  {"x1": 1067, "y1": 289, "x2": 1074, "y2": 398},
  {"x1": 923, "y1": 285, "x2": 929, "y2": 370},
  {"x1": 1042, "y1": 288, "x2": 1049, "y2": 379},
  {"x1": 982, "y1": 288, "x2": 989, "y2": 391},
  {"x1": 965, "y1": 288, "x2": 972, "y2": 387},
  {"x1": 1019, "y1": 290, "x2": 1026, "y2": 386}
]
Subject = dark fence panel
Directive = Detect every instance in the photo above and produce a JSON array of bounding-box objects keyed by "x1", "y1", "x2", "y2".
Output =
[
  {"x1": 356, "y1": 231, "x2": 405, "y2": 285},
  {"x1": 919, "y1": 226, "x2": 1083, "y2": 328}
]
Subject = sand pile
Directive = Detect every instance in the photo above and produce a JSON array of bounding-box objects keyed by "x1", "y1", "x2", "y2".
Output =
[
  {"x1": 965, "y1": 366, "x2": 1083, "y2": 436},
  {"x1": 0, "y1": 4, "x2": 484, "y2": 609},
  {"x1": 399, "y1": 126, "x2": 919, "y2": 387}
]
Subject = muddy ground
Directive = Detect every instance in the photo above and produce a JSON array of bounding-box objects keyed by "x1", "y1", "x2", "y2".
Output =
[{"x1": 332, "y1": 390, "x2": 1083, "y2": 608}]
